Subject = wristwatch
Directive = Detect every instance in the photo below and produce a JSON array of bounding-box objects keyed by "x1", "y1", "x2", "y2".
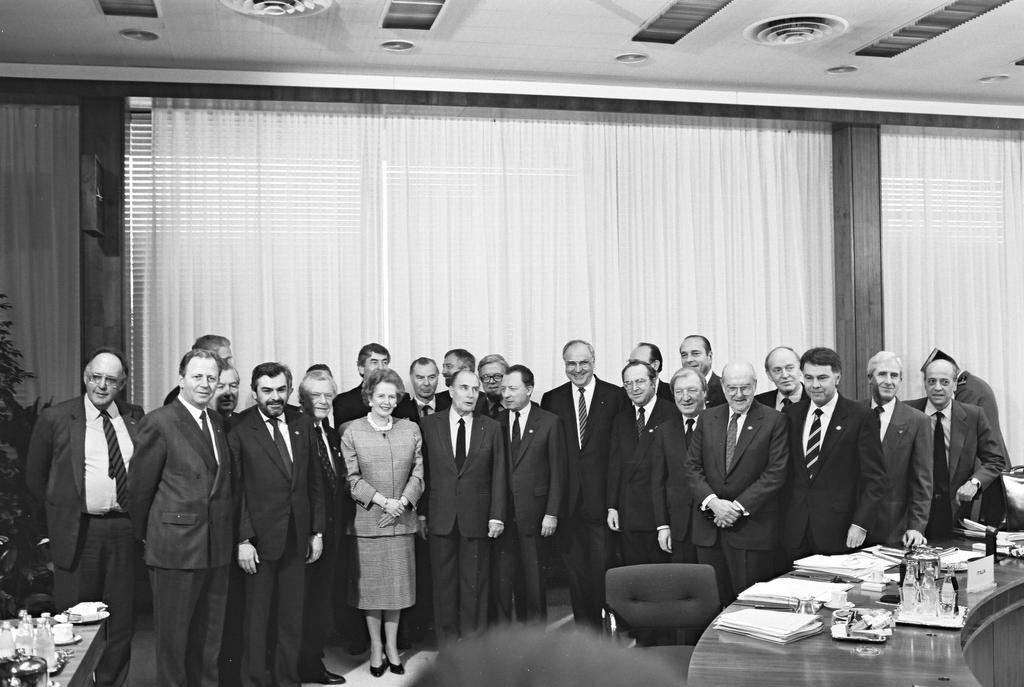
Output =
[{"x1": 970, "y1": 478, "x2": 982, "y2": 488}]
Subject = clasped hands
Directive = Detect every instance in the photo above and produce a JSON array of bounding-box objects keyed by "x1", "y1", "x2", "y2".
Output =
[
  {"x1": 377, "y1": 496, "x2": 405, "y2": 528},
  {"x1": 708, "y1": 497, "x2": 743, "y2": 528}
]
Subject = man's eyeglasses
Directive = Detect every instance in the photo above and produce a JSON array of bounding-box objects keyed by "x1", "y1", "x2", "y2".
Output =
[
  {"x1": 481, "y1": 374, "x2": 504, "y2": 384},
  {"x1": 87, "y1": 374, "x2": 121, "y2": 388},
  {"x1": 623, "y1": 379, "x2": 651, "y2": 390}
]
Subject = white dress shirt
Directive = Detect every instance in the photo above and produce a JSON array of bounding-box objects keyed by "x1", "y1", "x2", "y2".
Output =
[
  {"x1": 802, "y1": 392, "x2": 840, "y2": 450},
  {"x1": 871, "y1": 397, "x2": 897, "y2": 442},
  {"x1": 177, "y1": 396, "x2": 220, "y2": 464},
  {"x1": 508, "y1": 402, "x2": 532, "y2": 441},
  {"x1": 83, "y1": 396, "x2": 134, "y2": 514}
]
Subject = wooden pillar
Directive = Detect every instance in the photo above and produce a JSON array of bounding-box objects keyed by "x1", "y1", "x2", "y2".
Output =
[
  {"x1": 832, "y1": 124, "x2": 884, "y2": 398},
  {"x1": 79, "y1": 97, "x2": 126, "y2": 368}
]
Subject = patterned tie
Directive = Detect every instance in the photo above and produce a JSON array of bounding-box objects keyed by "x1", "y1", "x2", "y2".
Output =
[
  {"x1": 725, "y1": 412, "x2": 740, "y2": 473},
  {"x1": 455, "y1": 418, "x2": 467, "y2": 471},
  {"x1": 636, "y1": 406, "x2": 646, "y2": 438},
  {"x1": 315, "y1": 425, "x2": 337, "y2": 494},
  {"x1": 511, "y1": 411, "x2": 522, "y2": 457},
  {"x1": 805, "y1": 408, "x2": 823, "y2": 478},
  {"x1": 99, "y1": 409, "x2": 129, "y2": 509},
  {"x1": 576, "y1": 387, "x2": 588, "y2": 448},
  {"x1": 268, "y1": 417, "x2": 293, "y2": 477},
  {"x1": 930, "y1": 411, "x2": 953, "y2": 535},
  {"x1": 200, "y1": 409, "x2": 217, "y2": 462}
]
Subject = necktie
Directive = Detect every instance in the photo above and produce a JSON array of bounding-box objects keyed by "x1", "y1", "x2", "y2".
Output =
[
  {"x1": 781, "y1": 397, "x2": 793, "y2": 408},
  {"x1": 200, "y1": 409, "x2": 217, "y2": 463},
  {"x1": 421, "y1": 404, "x2": 432, "y2": 418},
  {"x1": 685, "y1": 418, "x2": 695, "y2": 439},
  {"x1": 874, "y1": 405, "x2": 884, "y2": 416},
  {"x1": 455, "y1": 418, "x2": 467, "y2": 471},
  {"x1": 268, "y1": 417, "x2": 293, "y2": 477},
  {"x1": 725, "y1": 412, "x2": 740, "y2": 473},
  {"x1": 576, "y1": 387, "x2": 588, "y2": 448},
  {"x1": 636, "y1": 406, "x2": 646, "y2": 438},
  {"x1": 805, "y1": 408, "x2": 823, "y2": 478},
  {"x1": 315, "y1": 425, "x2": 337, "y2": 494},
  {"x1": 99, "y1": 409, "x2": 129, "y2": 509},
  {"x1": 930, "y1": 411, "x2": 953, "y2": 535},
  {"x1": 511, "y1": 411, "x2": 522, "y2": 457}
]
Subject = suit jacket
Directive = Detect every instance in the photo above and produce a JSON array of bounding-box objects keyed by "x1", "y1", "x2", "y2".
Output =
[
  {"x1": 650, "y1": 414, "x2": 695, "y2": 542},
  {"x1": 309, "y1": 420, "x2": 350, "y2": 542},
  {"x1": 128, "y1": 400, "x2": 234, "y2": 569},
  {"x1": 26, "y1": 397, "x2": 144, "y2": 569},
  {"x1": 541, "y1": 378, "x2": 628, "y2": 521},
  {"x1": 229, "y1": 409, "x2": 324, "y2": 560},
  {"x1": 905, "y1": 398, "x2": 1005, "y2": 517},
  {"x1": 393, "y1": 393, "x2": 452, "y2": 423},
  {"x1": 419, "y1": 410, "x2": 507, "y2": 538},
  {"x1": 332, "y1": 384, "x2": 368, "y2": 427},
  {"x1": 755, "y1": 385, "x2": 805, "y2": 411},
  {"x1": 606, "y1": 398, "x2": 676, "y2": 532},
  {"x1": 780, "y1": 395, "x2": 887, "y2": 553},
  {"x1": 656, "y1": 380, "x2": 672, "y2": 402},
  {"x1": 342, "y1": 417, "x2": 424, "y2": 537},
  {"x1": 704, "y1": 372, "x2": 726, "y2": 408},
  {"x1": 498, "y1": 404, "x2": 567, "y2": 535},
  {"x1": 682, "y1": 402, "x2": 789, "y2": 550},
  {"x1": 860, "y1": 399, "x2": 933, "y2": 544}
]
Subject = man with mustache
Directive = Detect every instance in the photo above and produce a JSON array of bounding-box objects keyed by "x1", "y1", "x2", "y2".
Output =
[{"x1": 230, "y1": 362, "x2": 324, "y2": 687}]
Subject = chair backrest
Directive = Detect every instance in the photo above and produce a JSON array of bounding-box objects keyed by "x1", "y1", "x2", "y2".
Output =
[{"x1": 605, "y1": 563, "x2": 720, "y2": 632}]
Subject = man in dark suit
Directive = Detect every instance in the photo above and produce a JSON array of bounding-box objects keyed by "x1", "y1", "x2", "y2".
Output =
[
  {"x1": 478, "y1": 354, "x2": 509, "y2": 418},
  {"x1": 211, "y1": 365, "x2": 242, "y2": 430},
  {"x1": 26, "y1": 348, "x2": 142, "y2": 687},
  {"x1": 780, "y1": 347, "x2": 887, "y2": 560},
  {"x1": 332, "y1": 342, "x2": 390, "y2": 426},
  {"x1": 754, "y1": 346, "x2": 805, "y2": 410},
  {"x1": 607, "y1": 360, "x2": 676, "y2": 565},
  {"x1": 394, "y1": 357, "x2": 451, "y2": 422},
  {"x1": 630, "y1": 342, "x2": 672, "y2": 401},
  {"x1": 652, "y1": 368, "x2": 707, "y2": 564},
  {"x1": 540, "y1": 339, "x2": 627, "y2": 628},
  {"x1": 162, "y1": 334, "x2": 232, "y2": 406},
  {"x1": 493, "y1": 364, "x2": 566, "y2": 622},
  {"x1": 129, "y1": 349, "x2": 234, "y2": 687},
  {"x1": 679, "y1": 334, "x2": 725, "y2": 408},
  {"x1": 297, "y1": 369, "x2": 346, "y2": 685},
  {"x1": 419, "y1": 369, "x2": 507, "y2": 644},
  {"x1": 907, "y1": 357, "x2": 1005, "y2": 539},
  {"x1": 683, "y1": 361, "x2": 788, "y2": 604},
  {"x1": 863, "y1": 351, "x2": 932, "y2": 547},
  {"x1": 231, "y1": 363, "x2": 324, "y2": 687}
]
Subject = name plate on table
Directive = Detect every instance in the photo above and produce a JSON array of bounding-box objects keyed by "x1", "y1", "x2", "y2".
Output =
[{"x1": 967, "y1": 554, "x2": 995, "y2": 592}]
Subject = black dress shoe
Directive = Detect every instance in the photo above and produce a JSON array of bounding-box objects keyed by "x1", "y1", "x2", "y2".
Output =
[
  {"x1": 302, "y1": 670, "x2": 346, "y2": 684},
  {"x1": 389, "y1": 661, "x2": 405, "y2": 675},
  {"x1": 369, "y1": 657, "x2": 389, "y2": 678}
]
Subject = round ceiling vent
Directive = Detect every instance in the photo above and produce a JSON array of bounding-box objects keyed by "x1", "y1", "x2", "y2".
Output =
[
  {"x1": 744, "y1": 15, "x2": 848, "y2": 46},
  {"x1": 219, "y1": 0, "x2": 332, "y2": 17}
]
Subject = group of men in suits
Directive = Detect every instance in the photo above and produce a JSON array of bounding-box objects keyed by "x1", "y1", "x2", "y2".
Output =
[{"x1": 24, "y1": 332, "x2": 1011, "y2": 684}]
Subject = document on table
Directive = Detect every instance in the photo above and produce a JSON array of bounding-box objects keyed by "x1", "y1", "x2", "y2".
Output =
[
  {"x1": 738, "y1": 578, "x2": 852, "y2": 605},
  {"x1": 714, "y1": 608, "x2": 823, "y2": 644}
]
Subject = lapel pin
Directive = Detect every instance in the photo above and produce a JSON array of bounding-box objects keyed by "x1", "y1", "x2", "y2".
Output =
[
  {"x1": 528, "y1": 429, "x2": 534, "y2": 434},
  {"x1": 747, "y1": 425, "x2": 753, "y2": 430},
  {"x1": 835, "y1": 426, "x2": 842, "y2": 431}
]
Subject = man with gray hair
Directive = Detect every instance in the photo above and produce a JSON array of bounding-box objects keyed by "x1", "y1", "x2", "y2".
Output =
[
  {"x1": 683, "y1": 361, "x2": 788, "y2": 604},
  {"x1": 863, "y1": 351, "x2": 932, "y2": 547},
  {"x1": 755, "y1": 346, "x2": 805, "y2": 410}
]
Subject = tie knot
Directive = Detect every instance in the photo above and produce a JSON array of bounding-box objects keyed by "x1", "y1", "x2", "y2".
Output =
[
  {"x1": 686, "y1": 418, "x2": 695, "y2": 429},
  {"x1": 99, "y1": 408, "x2": 110, "y2": 419},
  {"x1": 813, "y1": 408, "x2": 823, "y2": 418},
  {"x1": 731, "y1": 412, "x2": 741, "y2": 423},
  {"x1": 874, "y1": 405, "x2": 884, "y2": 415},
  {"x1": 934, "y1": 411, "x2": 944, "y2": 420},
  {"x1": 781, "y1": 397, "x2": 793, "y2": 407},
  {"x1": 578, "y1": 387, "x2": 586, "y2": 397},
  {"x1": 458, "y1": 418, "x2": 465, "y2": 427},
  {"x1": 515, "y1": 411, "x2": 521, "y2": 420}
]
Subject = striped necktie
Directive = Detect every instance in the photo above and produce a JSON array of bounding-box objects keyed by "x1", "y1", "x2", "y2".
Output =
[
  {"x1": 805, "y1": 408, "x2": 823, "y2": 478},
  {"x1": 577, "y1": 387, "x2": 588, "y2": 448},
  {"x1": 99, "y1": 409, "x2": 129, "y2": 509}
]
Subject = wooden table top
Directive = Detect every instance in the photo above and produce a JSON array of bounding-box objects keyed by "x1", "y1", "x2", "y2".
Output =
[{"x1": 688, "y1": 548, "x2": 1024, "y2": 687}]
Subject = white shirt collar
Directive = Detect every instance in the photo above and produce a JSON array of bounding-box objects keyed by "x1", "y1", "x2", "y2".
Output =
[
  {"x1": 177, "y1": 395, "x2": 207, "y2": 422},
  {"x1": 871, "y1": 397, "x2": 897, "y2": 414},
  {"x1": 925, "y1": 399, "x2": 952, "y2": 417},
  {"x1": 84, "y1": 395, "x2": 120, "y2": 420},
  {"x1": 509, "y1": 402, "x2": 532, "y2": 426}
]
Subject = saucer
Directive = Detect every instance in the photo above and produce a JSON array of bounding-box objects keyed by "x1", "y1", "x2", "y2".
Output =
[
  {"x1": 55, "y1": 634, "x2": 82, "y2": 646},
  {"x1": 824, "y1": 601, "x2": 855, "y2": 610}
]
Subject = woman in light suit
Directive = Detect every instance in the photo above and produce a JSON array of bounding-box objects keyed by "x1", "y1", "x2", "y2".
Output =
[{"x1": 341, "y1": 367, "x2": 424, "y2": 677}]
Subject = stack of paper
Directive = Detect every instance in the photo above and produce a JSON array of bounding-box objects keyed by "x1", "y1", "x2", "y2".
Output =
[
  {"x1": 793, "y1": 552, "x2": 892, "y2": 580},
  {"x1": 957, "y1": 518, "x2": 1024, "y2": 543},
  {"x1": 714, "y1": 608, "x2": 823, "y2": 644},
  {"x1": 738, "y1": 578, "x2": 852, "y2": 605}
]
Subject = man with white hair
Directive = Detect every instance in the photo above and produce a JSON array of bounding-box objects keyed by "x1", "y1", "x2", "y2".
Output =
[{"x1": 863, "y1": 351, "x2": 932, "y2": 547}]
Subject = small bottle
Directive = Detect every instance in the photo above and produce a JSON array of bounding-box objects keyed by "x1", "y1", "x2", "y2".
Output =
[
  {"x1": 901, "y1": 563, "x2": 919, "y2": 615},
  {"x1": 920, "y1": 570, "x2": 939, "y2": 616},
  {"x1": 39, "y1": 612, "x2": 52, "y2": 627},
  {"x1": 13, "y1": 613, "x2": 34, "y2": 654},
  {"x1": 0, "y1": 621, "x2": 15, "y2": 659},
  {"x1": 940, "y1": 575, "x2": 956, "y2": 617},
  {"x1": 33, "y1": 619, "x2": 56, "y2": 674}
]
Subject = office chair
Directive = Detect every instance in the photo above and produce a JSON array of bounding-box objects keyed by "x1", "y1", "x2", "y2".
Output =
[{"x1": 603, "y1": 563, "x2": 720, "y2": 685}]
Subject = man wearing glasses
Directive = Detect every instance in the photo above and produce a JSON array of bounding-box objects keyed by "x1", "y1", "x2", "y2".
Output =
[
  {"x1": 477, "y1": 354, "x2": 509, "y2": 419},
  {"x1": 26, "y1": 348, "x2": 144, "y2": 687},
  {"x1": 682, "y1": 361, "x2": 789, "y2": 605},
  {"x1": 606, "y1": 360, "x2": 675, "y2": 566}
]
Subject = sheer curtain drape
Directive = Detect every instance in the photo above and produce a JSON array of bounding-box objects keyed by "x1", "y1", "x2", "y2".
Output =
[
  {"x1": 0, "y1": 105, "x2": 80, "y2": 404},
  {"x1": 129, "y1": 101, "x2": 834, "y2": 410},
  {"x1": 881, "y1": 126, "x2": 1024, "y2": 462}
]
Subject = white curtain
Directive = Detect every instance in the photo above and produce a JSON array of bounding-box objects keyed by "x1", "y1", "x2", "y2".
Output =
[
  {"x1": 0, "y1": 104, "x2": 80, "y2": 405},
  {"x1": 129, "y1": 101, "x2": 834, "y2": 410},
  {"x1": 881, "y1": 126, "x2": 1024, "y2": 462}
]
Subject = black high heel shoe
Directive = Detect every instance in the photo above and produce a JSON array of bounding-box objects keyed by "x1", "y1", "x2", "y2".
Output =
[
  {"x1": 389, "y1": 660, "x2": 405, "y2": 675},
  {"x1": 369, "y1": 656, "x2": 389, "y2": 678}
]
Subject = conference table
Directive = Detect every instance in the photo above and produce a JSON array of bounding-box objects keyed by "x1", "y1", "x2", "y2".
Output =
[{"x1": 688, "y1": 543, "x2": 1024, "y2": 687}]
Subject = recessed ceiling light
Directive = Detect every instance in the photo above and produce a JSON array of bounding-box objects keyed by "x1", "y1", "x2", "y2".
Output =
[
  {"x1": 745, "y1": 15, "x2": 847, "y2": 46},
  {"x1": 826, "y1": 65, "x2": 858, "y2": 74},
  {"x1": 978, "y1": 74, "x2": 1009, "y2": 83},
  {"x1": 381, "y1": 40, "x2": 415, "y2": 52},
  {"x1": 119, "y1": 29, "x2": 159, "y2": 41},
  {"x1": 615, "y1": 53, "x2": 649, "y2": 64},
  {"x1": 219, "y1": 0, "x2": 332, "y2": 17}
]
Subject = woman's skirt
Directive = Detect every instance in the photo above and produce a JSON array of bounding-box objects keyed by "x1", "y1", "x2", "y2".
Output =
[{"x1": 349, "y1": 533, "x2": 416, "y2": 610}]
